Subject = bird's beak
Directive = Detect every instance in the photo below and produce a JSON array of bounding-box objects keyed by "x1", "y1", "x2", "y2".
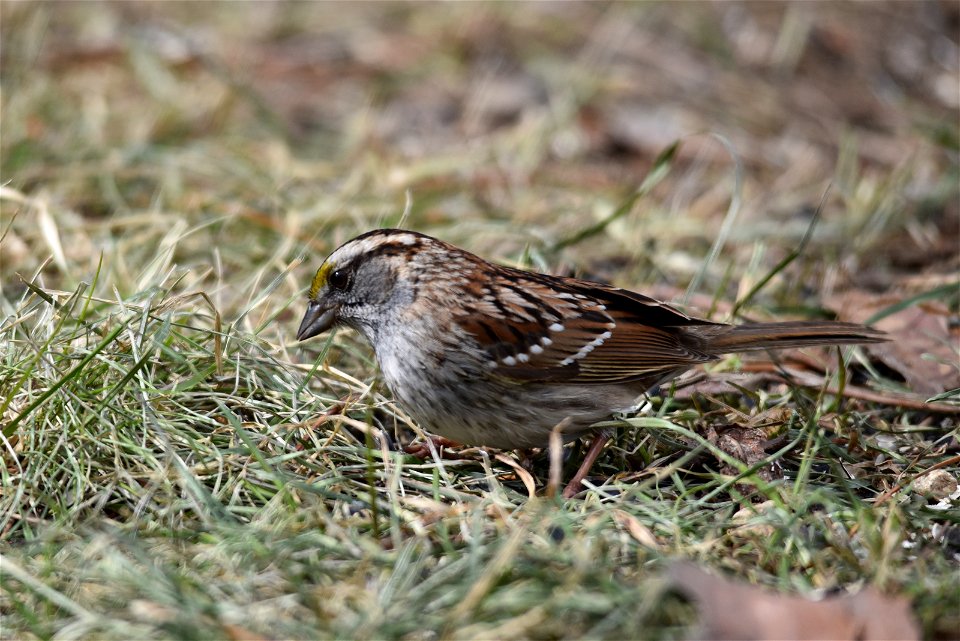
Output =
[{"x1": 297, "y1": 300, "x2": 338, "y2": 341}]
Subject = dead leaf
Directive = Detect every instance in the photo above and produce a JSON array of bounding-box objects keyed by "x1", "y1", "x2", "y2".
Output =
[
  {"x1": 826, "y1": 291, "x2": 959, "y2": 397},
  {"x1": 667, "y1": 562, "x2": 920, "y2": 641},
  {"x1": 704, "y1": 423, "x2": 784, "y2": 485},
  {"x1": 494, "y1": 453, "x2": 537, "y2": 499}
]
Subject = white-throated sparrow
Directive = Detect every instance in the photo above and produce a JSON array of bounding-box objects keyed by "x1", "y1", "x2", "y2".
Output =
[{"x1": 298, "y1": 229, "x2": 886, "y2": 494}]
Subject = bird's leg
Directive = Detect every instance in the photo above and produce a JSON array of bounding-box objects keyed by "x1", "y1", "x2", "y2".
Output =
[{"x1": 562, "y1": 429, "x2": 612, "y2": 498}]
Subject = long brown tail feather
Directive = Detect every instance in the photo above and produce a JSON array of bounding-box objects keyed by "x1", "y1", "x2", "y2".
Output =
[{"x1": 701, "y1": 321, "x2": 887, "y2": 355}]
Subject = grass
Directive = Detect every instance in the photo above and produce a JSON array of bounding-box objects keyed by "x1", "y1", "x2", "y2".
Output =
[{"x1": 2, "y1": 3, "x2": 959, "y2": 640}]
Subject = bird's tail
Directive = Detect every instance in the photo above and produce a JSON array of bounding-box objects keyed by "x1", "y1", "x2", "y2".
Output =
[{"x1": 702, "y1": 321, "x2": 887, "y2": 355}]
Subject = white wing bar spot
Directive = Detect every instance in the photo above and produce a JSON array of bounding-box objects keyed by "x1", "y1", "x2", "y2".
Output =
[{"x1": 559, "y1": 330, "x2": 612, "y2": 367}]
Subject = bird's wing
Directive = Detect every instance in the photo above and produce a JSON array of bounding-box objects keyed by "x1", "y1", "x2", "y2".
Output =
[{"x1": 454, "y1": 269, "x2": 721, "y2": 385}]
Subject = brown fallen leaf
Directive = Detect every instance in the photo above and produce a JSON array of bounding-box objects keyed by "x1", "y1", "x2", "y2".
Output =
[
  {"x1": 494, "y1": 452, "x2": 537, "y2": 499},
  {"x1": 826, "y1": 291, "x2": 959, "y2": 397},
  {"x1": 701, "y1": 404, "x2": 791, "y2": 489},
  {"x1": 704, "y1": 423, "x2": 783, "y2": 485},
  {"x1": 666, "y1": 562, "x2": 920, "y2": 641}
]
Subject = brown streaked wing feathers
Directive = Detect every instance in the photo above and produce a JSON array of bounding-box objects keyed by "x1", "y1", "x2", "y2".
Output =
[
  {"x1": 457, "y1": 268, "x2": 723, "y2": 385},
  {"x1": 570, "y1": 307, "x2": 715, "y2": 383}
]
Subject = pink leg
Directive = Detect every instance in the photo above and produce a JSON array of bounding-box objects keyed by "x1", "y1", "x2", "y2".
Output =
[{"x1": 563, "y1": 432, "x2": 612, "y2": 498}]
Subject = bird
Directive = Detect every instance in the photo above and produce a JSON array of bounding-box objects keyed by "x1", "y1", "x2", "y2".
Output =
[{"x1": 297, "y1": 229, "x2": 886, "y2": 496}]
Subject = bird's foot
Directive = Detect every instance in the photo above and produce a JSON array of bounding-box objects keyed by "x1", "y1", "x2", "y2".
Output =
[{"x1": 404, "y1": 436, "x2": 462, "y2": 459}]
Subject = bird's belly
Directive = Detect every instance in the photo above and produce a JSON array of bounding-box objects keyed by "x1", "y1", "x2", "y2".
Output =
[
  {"x1": 415, "y1": 385, "x2": 637, "y2": 448},
  {"x1": 380, "y1": 356, "x2": 637, "y2": 448},
  {"x1": 373, "y1": 331, "x2": 641, "y2": 448}
]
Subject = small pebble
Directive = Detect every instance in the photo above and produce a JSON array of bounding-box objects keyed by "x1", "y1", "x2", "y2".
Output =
[{"x1": 912, "y1": 469, "x2": 958, "y2": 499}]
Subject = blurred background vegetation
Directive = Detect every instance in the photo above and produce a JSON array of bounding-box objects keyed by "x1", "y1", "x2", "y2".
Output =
[{"x1": 4, "y1": 2, "x2": 957, "y2": 297}]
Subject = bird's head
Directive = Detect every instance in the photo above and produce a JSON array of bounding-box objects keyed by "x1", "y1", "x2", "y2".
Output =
[{"x1": 296, "y1": 229, "x2": 438, "y2": 341}]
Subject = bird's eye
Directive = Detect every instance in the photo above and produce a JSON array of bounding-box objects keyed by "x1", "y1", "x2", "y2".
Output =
[{"x1": 328, "y1": 268, "x2": 349, "y2": 290}]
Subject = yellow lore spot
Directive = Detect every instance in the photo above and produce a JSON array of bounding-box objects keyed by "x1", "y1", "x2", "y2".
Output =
[{"x1": 309, "y1": 262, "x2": 333, "y2": 300}]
